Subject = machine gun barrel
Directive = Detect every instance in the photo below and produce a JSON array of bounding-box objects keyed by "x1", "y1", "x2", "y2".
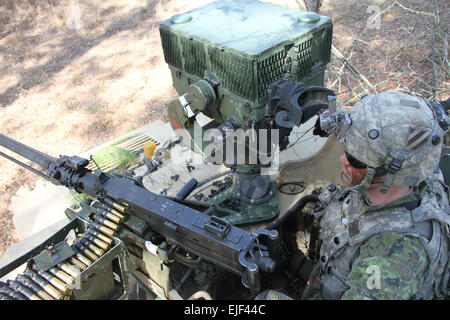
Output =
[{"x1": 0, "y1": 134, "x2": 56, "y2": 170}]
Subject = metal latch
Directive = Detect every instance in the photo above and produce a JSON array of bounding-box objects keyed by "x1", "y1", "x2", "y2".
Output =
[{"x1": 205, "y1": 216, "x2": 230, "y2": 239}]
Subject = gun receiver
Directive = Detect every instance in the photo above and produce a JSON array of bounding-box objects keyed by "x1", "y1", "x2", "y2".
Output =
[{"x1": 0, "y1": 134, "x2": 278, "y2": 295}]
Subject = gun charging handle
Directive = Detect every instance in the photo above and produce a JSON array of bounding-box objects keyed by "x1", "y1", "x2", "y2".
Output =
[{"x1": 238, "y1": 229, "x2": 278, "y2": 295}]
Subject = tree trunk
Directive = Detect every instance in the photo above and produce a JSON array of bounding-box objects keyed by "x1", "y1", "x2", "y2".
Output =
[{"x1": 303, "y1": 0, "x2": 323, "y2": 13}]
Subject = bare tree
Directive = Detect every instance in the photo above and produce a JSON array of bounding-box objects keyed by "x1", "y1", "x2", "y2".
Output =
[{"x1": 303, "y1": 0, "x2": 323, "y2": 13}]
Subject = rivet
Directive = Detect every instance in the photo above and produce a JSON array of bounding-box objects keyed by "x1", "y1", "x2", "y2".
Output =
[
  {"x1": 431, "y1": 134, "x2": 441, "y2": 145},
  {"x1": 368, "y1": 129, "x2": 379, "y2": 139}
]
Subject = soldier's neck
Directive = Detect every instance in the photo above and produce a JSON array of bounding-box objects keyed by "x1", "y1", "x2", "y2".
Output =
[{"x1": 365, "y1": 185, "x2": 411, "y2": 206}]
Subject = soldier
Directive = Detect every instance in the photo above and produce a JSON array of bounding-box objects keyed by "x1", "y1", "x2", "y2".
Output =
[{"x1": 301, "y1": 91, "x2": 450, "y2": 300}]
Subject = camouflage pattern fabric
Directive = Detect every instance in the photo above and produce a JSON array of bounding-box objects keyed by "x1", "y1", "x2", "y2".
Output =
[
  {"x1": 341, "y1": 232, "x2": 428, "y2": 300},
  {"x1": 302, "y1": 171, "x2": 449, "y2": 300},
  {"x1": 344, "y1": 92, "x2": 446, "y2": 189}
]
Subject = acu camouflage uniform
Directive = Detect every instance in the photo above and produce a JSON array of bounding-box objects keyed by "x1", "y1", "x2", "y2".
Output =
[{"x1": 303, "y1": 92, "x2": 450, "y2": 300}]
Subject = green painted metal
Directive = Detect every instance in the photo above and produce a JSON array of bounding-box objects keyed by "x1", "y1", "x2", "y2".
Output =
[
  {"x1": 297, "y1": 12, "x2": 321, "y2": 23},
  {"x1": 206, "y1": 186, "x2": 279, "y2": 226},
  {"x1": 160, "y1": 0, "x2": 333, "y2": 125}
]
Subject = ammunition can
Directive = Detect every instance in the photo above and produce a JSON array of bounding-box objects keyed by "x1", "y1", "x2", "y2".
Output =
[{"x1": 8, "y1": 280, "x2": 42, "y2": 300}]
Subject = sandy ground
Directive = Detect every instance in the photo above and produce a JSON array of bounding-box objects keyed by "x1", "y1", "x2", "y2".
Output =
[{"x1": 0, "y1": 0, "x2": 448, "y2": 258}]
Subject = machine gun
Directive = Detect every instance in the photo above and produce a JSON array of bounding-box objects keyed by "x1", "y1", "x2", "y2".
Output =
[{"x1": 0, "y1": 133, "x2": 279, "y2": 300}]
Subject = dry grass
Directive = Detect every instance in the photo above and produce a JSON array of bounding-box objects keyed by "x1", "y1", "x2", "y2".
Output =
[{"x1": 0, "y1": 0, "x2": 448, "y2": 258}]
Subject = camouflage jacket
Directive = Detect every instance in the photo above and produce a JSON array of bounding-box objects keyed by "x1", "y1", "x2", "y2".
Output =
[{"x1": 302, "y1": 171, "x2": 450, "y2": 300}]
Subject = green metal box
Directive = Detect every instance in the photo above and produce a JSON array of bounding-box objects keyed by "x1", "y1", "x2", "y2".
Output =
[{"x1": 160, "y1": 0, "x2": 332, "y2": 123}]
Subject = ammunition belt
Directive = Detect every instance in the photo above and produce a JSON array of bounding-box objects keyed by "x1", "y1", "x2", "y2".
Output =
[{"x1": 0, "y1": 198, "x2": 127, "y2": 300}]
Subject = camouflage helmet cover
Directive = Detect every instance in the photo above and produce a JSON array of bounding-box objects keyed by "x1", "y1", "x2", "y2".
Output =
[{"x1": 344, "y1": 91, "x2": 446, "y2": 188}]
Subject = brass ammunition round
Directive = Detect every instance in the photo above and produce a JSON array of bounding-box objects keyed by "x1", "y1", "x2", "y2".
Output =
[
  {"x1": 80, "y1": 238, "x2": 104, "y2": 256},
  {"x1": 92, "y1": 201, "x2": 126, "y2": 220},
  {"x1": 93, "y1": 206, "x2": 121, "y2": 224},
  {"x1": 25, "y1": 269, "x2": 64, "y2": 300},
  {"x1": 0, "y1": 292, "x2": 14, "y2": 300},
  {"x1": 41, "y1": 283, "x2": 63, "y2": 300},
  {"x1": 70, "y1": 257, "x2": 87, "y2": 271},
  {"x1": 57, "y1": 262, "x2": 81, "y2": 279},
  {"x1": 91, "y1": 221, "x2": 115, "y2": 237},
  {"x1": 103, "y1": 198, "x2": 127, "y2": 213},
  {"x1": 74, "y1": 251, "x2": 93, "y2": 267},
  {"x1": 110, "y1": 208, "x2": 125, "y2": 220},
  {"x1": 0, "y1": 285, "x2": 16, "y2": 297},
  {"x1": 75, "y1": 242, "x2": 99, "y2": 261},
  {"x1": 93, "y1": 214, "x2": 119, "y2": 231},
  {"x1": 105, "y1": 212, "x2": 121, "y2": 224},
  {"x1": 7, "y1": 290, "x2": 27, "y2": 300},
  {"x1": 30, "y1": 265, "x2": 68, "y2": 295},
  {"x1": 85, "y1": 233, "x2": 109, "y2": 251},
  {"x1": 88, "y1": 229, "x2": 114, "y2": 245},
  {"x1": 16, "y1": 275, "x2": 55, "y2": 300},
  {"x1": 49, "y1": 267, "x2": 74, "y2": 285},
  {"x1": 8, "y1": 280, "x2": 42, "y2": 300}
]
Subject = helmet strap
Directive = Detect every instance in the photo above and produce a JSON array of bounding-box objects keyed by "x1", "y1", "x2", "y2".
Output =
[
  {"x1": 379, "y1": 158, "x2": 404, "y2": 194},
  {"x1": 353, "y1": 167, "x2": 376, "y2": 192}
]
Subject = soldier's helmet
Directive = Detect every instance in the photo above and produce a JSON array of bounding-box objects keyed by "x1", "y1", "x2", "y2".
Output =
[{"x1": 344, "y1": 91, "x2": 448, "y2": 193}]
